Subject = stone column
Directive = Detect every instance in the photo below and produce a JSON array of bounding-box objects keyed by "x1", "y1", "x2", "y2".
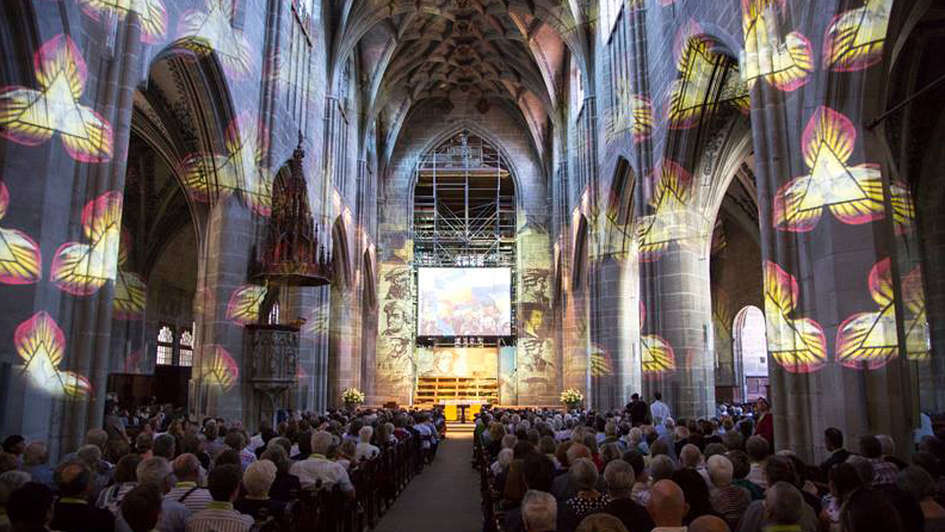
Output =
[{"x1": 744, "y1": 0, "x2": 915, "y2": 459}]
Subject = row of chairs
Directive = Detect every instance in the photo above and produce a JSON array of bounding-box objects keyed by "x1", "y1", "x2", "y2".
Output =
[
  {"x1": 255, "y1": 435, "x2": 426, "y2": 531},
  {"x1": 473, "y1": 434, "x2": 503, "y2": 532}
]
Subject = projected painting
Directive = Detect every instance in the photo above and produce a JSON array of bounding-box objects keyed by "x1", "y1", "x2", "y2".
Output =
[
  {"x1": 417, "y1": 268, "x2": 512, "y2": 336},
  {"x1": 418, "y1": 347, "x2": 498, "y2": 378}
]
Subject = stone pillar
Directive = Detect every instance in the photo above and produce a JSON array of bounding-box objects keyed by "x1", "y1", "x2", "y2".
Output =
[{"x1": 743, "y1": 0, "x2": 915, "y2": 459}]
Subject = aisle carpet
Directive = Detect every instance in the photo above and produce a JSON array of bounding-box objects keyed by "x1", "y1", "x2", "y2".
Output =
[{"x1": 373, "y1": 426, "x2": 481, "y2": 532}]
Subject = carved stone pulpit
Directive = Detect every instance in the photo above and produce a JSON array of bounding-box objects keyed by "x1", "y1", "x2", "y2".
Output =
[{"x1": 245, "y1": 324, "x2": 299, "y2": 429}]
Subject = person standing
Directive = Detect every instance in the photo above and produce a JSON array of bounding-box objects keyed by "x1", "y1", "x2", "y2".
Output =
[
  {"x1": 627, "y1": 394, "x2": 650, "y2": 427},
  {"x1": 753, "y1": 398, "x2": 773, "y2": 447},
  {"x1": 650, "y1": 393, "x2": 671, "y2": 427}
]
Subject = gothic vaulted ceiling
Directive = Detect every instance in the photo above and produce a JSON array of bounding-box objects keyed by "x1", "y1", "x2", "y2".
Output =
[{"x1": 338, "y1": 0, "x2": 585, "y2": 168}]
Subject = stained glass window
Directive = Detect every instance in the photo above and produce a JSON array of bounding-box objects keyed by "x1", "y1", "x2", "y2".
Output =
[
  {"x1": 156, "y1": 325, "x2": 174, "y2": 366},
  {"x1": 179, "y1": 329, "x2": 194, "y2": 367}
]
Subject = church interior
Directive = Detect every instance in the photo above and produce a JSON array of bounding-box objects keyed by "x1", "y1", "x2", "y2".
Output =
[{"x1": 0, "y1": 1, "x2": 944, "y2": 531}]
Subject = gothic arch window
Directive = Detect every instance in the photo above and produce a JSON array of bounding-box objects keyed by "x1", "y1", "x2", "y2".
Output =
[
  {"x1": 178, "y1": 328, "x2": 194, "y2": 367},
  {"x1": 156, "y1": 324, "x2": 175, "y2": 366},
  {"x1": 733, "y1": 305, "x2": 769, "y2": 401}
]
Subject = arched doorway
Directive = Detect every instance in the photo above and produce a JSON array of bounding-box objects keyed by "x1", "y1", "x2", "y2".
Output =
[{"x1": 733, "y1": 305, "x2": 769, "y2": 402}]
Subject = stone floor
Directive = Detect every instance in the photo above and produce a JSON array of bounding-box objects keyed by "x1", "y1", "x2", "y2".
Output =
[{"x1": 373, "y1": 425, "x2": 481, "y2": 532}]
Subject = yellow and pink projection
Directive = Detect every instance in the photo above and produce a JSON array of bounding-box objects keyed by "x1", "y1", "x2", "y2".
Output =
[
  {"x1": 52, "y1": 191, "x2": 123, "y2": 296},
  {"x1": 764, "y1": 261, "x2": 827, "y2": 373},
  {"x1": 112, "y1": 229, "x2": 147, "y2": 320},
  {"x1": 0, "y1": 34, "x2": 113, "y2": 163},
  {"x1": 0, "y1": 181, "x2": 42, "y2": 285},
  {"x1": 178, "y1": 0, "x2": 254, "y2": 79},
  {"x1": 181, "y1": 112, "x2": 273, "y2": 217},
  {"x1": 199, "y1": 345, "x2": 239, "y2": 392},
  {"x1": 15, "y1": 312, "x2": 91, "y2": 399},
  {"x1": 740, "y1": 0, "x2": 813, "y2": 92},
  {"x1": 772, "y1": 106, "x2": 910, "y2": 232},
  {"x1": 636, "y1": 160, "x2": 699, "y2": 262},
  {"x1": 226, "y1": 285, "x2": 268, "y2": 326},
  {"x1": 640, "y1": 302, "x2": 676, "y2": 374},
  {"x1": 666, "y1": 23, "x2": 749, "y2": 130},
  {"x1": 79, "y1": 0, "x2": 168, "y2": 44}
]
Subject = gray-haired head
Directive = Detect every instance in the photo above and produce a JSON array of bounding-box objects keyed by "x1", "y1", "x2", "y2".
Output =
[
  {"x1": 136, "y1": 457, "x2": 173, "y2": 492},
  {"x1": 650, "y1": 454, "x2": 676, "y2": 482},
  {"x1": 603, "y1": 459, "x2": 635, "y2": 498},
  {"x1": 310, "y1": 431, "x2": 334, "y2": 456},
  {"x1": 569, "y1": 457, "x2": 599, "y2": 491},
  {"x1": 764, "y1": 481, "x2": 803, "y2": 525},
  {"x1": 522, "y1": 489, "x2": 556, "y2": 532}
]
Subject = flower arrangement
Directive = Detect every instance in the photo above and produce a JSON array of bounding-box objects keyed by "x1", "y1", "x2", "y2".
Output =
[
  {"x1": 342, "y1": 387, "x2": 365, "y2": 405},
  {"x1": 560, "y1": 388, "x2": 583, "y2": 408}
]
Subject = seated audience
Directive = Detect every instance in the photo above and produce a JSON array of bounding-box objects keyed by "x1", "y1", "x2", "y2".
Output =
[
  {"x1": 744, "y1": 436, "x2": 769, "y2": 490},
  {"x1": 96, "y1": 454, "x2": 141, "y2": 515},
  {"x1": 559, "y1": 458, "x2": 611, "y2": 532},
  {"x1": 839, "y1": 487, "x2": 903, "y2": 532},
  {"x1": 235, "y1": 459, "x2": 285, "y2": 521},
  {"x1": 125, "y1": 457, "x2": 190, "y2": 532},
  {"x1": 647, "y1": 479, "x2": 688, "y2": 532},
  {"x1": 601, "y1": 459, "x2": 654, "y2": 532},
  {"x1": 859, "y1": 435, "x2": 899, "y2": 487},
  {"x1": 289, "y1": 431, "x2": 355, "y2": 496},
  {"x1": 898, "y1": 466, "x2": 945, "y2": 532},
  {"x1": 522, "y1": 490, "x2": 557, "y2": 532},
  {"x1": 20, "y1": 443, "x2": 53, "y2": 488},
  {"x1": 50, "y1": 462, "x2": 115, "y2": 532},
  {"x1": 707, "y1": 455, "x2": 749, "y2": 529},
  {"x1": 737, "y1": 456, "x2": 819, "y2": 532},
  {"x1": 690, "y1": 515, "x2": 732, "y2": 532},
  {"x1": 259, "y1": 446, "x2": 300, "y2": 503},
  {"x1": 355, "y1": 426, "x2": 380, "y2": 461},
  {"x1": 119, "y1": 486, "x2": 162, "y2": 532},
  {"x1": 6, "y1": 482, "x2": 55, "y2": 532},
  {"x1": 166, "y1": 454, "x2": 212, "y2": 514},
  {"x1": 762, "y1": 481, "x2": 804, "y2": 532},
  {"x1": 820, "y1": 462, "x2": 863, "y2": 532},
  {"x1": 575, "y1": 513, "x2": 628, "y2": 532},
  {"x1": 186, "y1": 464, "x2": 253, "y2": 532}
]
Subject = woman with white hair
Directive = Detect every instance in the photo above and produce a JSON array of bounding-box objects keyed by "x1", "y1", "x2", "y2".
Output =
[
  {"x1": 706, "y1": 454, "x2": 750, "y2": 529},
  {"x1": 492, "y1": 448, "x2": 514, "y2": 477},
  {"x1": 355, "y1": 426, "x2": 380, "y2": 461},
  {"x1": 235, "y1": 459, "x2": 286, "y2": 520}
]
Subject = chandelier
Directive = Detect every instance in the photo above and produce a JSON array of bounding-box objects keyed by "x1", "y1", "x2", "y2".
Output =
[{"x1": 254, "y1": 135, "x2": 332, "y2": 286}]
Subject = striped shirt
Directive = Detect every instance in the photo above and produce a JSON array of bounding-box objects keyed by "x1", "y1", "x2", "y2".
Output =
[
  {"x1": 186, "y1": 501, "x2": 253, "y2": 532},
  {"x1": 165, "y1": 482, "x2": 213, "y2": 514}
]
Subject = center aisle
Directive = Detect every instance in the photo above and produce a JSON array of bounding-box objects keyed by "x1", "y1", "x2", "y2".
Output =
[{"x1": 374, "y1": 425, "x2": 482, "y2": 532}]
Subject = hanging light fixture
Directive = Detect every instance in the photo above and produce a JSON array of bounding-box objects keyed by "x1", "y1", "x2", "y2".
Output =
[{"x1": 254, "y1": 134, "x2": 332, "y2": 286}]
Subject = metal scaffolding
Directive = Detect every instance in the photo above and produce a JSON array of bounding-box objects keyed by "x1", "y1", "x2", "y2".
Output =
[
  {"x1": 412, "y1": 130, "x2": 516, "y2": 267},
  {"x1": 412, "y1": 130, "x2": 518, "y2": 343}
]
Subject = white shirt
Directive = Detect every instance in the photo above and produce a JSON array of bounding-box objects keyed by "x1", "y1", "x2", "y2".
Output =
[
  {"x1": 355, "y1": 442, "x2": 380, "y2": 461},
  {"x1": 290, "y1": 454, "x2": 355, "y2": 493},
  {"x1": 651, "y1": 400, "x2": 671, "y2": 425}
]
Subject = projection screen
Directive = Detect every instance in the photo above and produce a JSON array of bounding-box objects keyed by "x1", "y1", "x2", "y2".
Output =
[{"x1": 417, "y1": 267, "x2": 512, "y2": 336}]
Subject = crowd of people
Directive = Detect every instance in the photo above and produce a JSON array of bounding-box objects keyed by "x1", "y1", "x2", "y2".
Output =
[
  {"x1": 0, "y1": 404, "x2": 445, "y2": 532},
  {"x1": 476, "y1": 394, "x2": 945, "y2": 532}
]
